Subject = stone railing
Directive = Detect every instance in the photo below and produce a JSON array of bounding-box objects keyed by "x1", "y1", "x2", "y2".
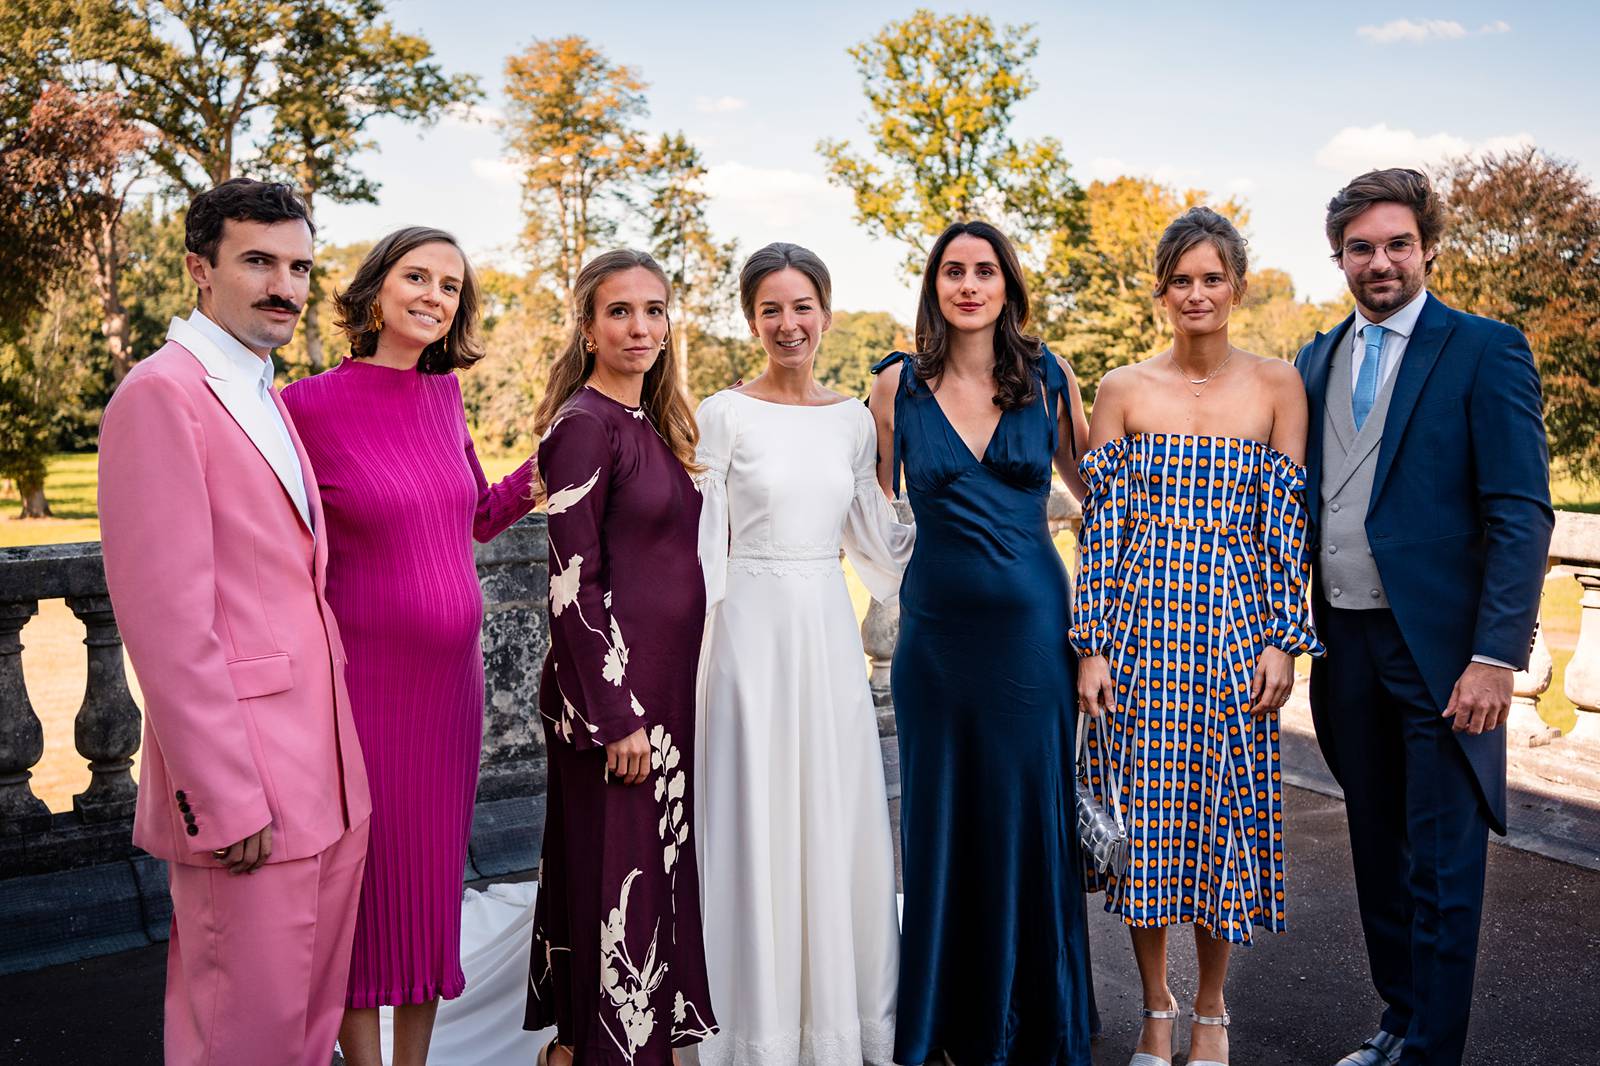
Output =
[
  {"x1": 0, "y1": 516, "x2": 548, "y2": 973},
  {"x1": 1513, "y1": 510, "x2": 1600, "y2": 744}
]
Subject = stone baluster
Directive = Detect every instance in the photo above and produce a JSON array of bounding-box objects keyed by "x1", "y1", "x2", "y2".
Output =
[
  {"x1": 1564, "y1": 568, "x2": 1600, "y2": 742},
  {"x1": 1510, "y1": 584, "x2": 1557, "y2": 745},
  {"x1": 860, "y1": 497, "x2": 913, "y2": 739},
  {"x1": 0, "y1": 600, "x2": 49, "y2": 836},
  {"x1": 65, "y1": 595, "x2": 141, "y2": 822}
]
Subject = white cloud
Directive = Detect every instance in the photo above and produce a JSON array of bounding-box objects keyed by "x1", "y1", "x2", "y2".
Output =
[
  {"x1": 695, "y1": 95, "x2": 747, "y2": 114},
  {"x1": 1357, "y1": 18, "x2": 1511, "y2": 44},
  {"x1": 1313, "y1": 123, "x2": 1533, "y2": 172},
  {"x1": 469, "y1": 157, "x2": 520, "y2": 186},
  {"x1": 701, "y1": 162, "x2": 852, "y2": 228}
]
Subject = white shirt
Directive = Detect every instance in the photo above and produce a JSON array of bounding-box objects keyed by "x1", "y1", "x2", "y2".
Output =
[
  {"x1": 181, "y1": 309, "x2": 313, "y2": 531},
  {"x1": 1350, "y1": 286, "x2": 1428, "y2": 393},
  {"x1": 1347, "y1": 290, "x2": 1511, "y2": 671}
]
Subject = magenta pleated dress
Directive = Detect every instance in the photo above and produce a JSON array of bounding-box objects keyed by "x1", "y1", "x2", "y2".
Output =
[{"x1": 282, "y1": 357, "x2": 536, "y2": 1007}]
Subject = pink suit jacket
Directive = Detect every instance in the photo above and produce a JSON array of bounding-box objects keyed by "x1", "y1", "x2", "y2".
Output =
[{"x1": 99, "y1": 332, "x2": 370, "y2": 866}]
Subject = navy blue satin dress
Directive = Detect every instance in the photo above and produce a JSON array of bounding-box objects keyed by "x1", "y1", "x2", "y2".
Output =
[{"x1": 875, "y1": 351, "x2": 1093, "y2": 1065}]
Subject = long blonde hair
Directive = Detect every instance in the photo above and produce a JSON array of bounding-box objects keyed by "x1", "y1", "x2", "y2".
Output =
[{"x1": 533, "y1": 249, "x2": 700, "y2": 471}]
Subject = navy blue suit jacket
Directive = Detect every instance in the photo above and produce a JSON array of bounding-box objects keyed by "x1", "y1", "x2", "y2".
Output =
[{"x1": 1295, "y1": 293, "x2": 1553, "y2": 832}]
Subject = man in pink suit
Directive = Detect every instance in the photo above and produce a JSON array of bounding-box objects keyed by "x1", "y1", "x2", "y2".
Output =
[{"x1": 98, "y1": 178, "x2": 372, "y2": 1066}]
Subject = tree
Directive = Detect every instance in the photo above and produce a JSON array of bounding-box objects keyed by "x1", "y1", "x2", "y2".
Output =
[
  {"x1": 261, "y1": 0, "x2": 480, "y2": 370},
  {"x1": 0, "y1": 83, "x2": 140, "y2": 341},
  {"x1": 461, "y1": 269, "x2": 565, "y2": 452},
  {"x1": 1432, "y1": 147, "x2": 1600, "y2": 483},
  {"x1": 818, "y1": 311, "x2": 911, "y2": 400},
  {"x1": 502, "y1": 36, "x2": 648, "y2": 310},
  {"x1": 1230, "y1": 268, "x2": 1348, "y2": 364},
  {"x1": 644, "y1": 132, "x2": 741, "y2": 389},
  {"x1": 73, "y1": 0, "x2": 288, "y2": 193},
  {"x1": 0, "y1": 279, "x2": 102, "y2": 516},
  {"x1": 1049, "y1": 177, "x2": 1246, "y2": 392},
  {"x1": 818, "y1": 10, "x2": 1083, "y2": 277}
]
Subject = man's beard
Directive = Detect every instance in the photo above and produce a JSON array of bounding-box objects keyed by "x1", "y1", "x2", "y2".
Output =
[{"x1": 1356, "y1": 270, "x2": 1423, "y2": 313}]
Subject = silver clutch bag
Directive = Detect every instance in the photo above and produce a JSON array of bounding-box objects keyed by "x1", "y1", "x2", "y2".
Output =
[{"x1": 1075, "y1": 711, "x2": 1130, "y2": 877}]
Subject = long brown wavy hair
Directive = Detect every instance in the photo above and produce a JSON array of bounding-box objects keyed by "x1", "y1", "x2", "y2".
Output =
[
  {"x1": 334, "y1": 226, "x2": 484, "y2": 373},
  {"x1": 912, "y1": 220, "x2": 1042, "y2": 411},
  {"x1": 533, "y1": 249, "x2": 700, "y2": 471}
]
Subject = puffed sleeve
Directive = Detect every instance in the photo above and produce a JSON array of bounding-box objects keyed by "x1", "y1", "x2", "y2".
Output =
[
  {"x1": 539, "y1": 406, "x2": 639, "y2": 749},
  {"x1": 1258, "y1": 450, "x2": 1325, "y2": 657},
  {"x1": 693, "y1": 391, "x2": 737, "y2": 612},
  {"x1": 1068, "y1": 437, "x2": 1132, "y2": 658},
  {"x1": 842, "y1": 402, "x2": 915, "y2": 603}
]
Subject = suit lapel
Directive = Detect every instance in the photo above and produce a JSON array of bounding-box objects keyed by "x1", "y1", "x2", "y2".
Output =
[
  {"x1": 275, "y1": 388, "x2": 324, "y2": 580},
  {"x1": 169, "y1": 317, "x2": 315, "y2": 535},
  {"x1": 1300, "y1": 314, "x2": 1351, "y2": 508},
  {"x1": 1370, "y1": 294, "x2": 1454, "y2": 508}
]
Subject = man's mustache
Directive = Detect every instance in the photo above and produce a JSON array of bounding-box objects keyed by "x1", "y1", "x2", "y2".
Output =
[{"x1": 255, "y1": 297, "x2": 302, "y2": 314}]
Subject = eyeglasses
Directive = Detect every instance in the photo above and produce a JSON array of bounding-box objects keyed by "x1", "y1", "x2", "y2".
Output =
[{"x1": 1336, "y1": 238, "x2": 1418, "y2": 265}]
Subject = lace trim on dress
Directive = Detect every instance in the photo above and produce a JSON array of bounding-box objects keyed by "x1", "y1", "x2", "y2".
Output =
[
  {"x1": 726, "y1": 555, "x2": 841, "y2": 578},
  {"x1": 696, "y1": 1015, "x2": 896, "y2": 1066}
]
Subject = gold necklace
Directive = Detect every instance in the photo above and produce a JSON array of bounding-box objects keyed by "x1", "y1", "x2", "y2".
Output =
[{"x1": 1172, "y1": 348, "x2": 1235, "y2": 397}]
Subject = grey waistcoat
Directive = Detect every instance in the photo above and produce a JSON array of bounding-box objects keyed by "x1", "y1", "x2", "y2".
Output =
[{"x1": 1318, "y1": 334, "x2": 1404, "y2": 609}]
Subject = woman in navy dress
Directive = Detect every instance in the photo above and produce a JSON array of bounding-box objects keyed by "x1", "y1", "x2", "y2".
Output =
[{"x1": 867, "y1": 221, "x2": 1094, "y2": 1065}]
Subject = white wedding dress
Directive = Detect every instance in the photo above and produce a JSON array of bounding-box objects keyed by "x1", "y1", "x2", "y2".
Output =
[{"x1": 691, "y1": 389, "x2": 914, "y2": 1066}]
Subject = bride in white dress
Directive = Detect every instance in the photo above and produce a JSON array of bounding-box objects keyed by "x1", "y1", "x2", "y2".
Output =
[{"x1": 693, "y1": 243, "x2": 913, "y2": 1066}]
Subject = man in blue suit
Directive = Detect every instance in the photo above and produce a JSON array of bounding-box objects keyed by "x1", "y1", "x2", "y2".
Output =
[{"x1": 1295, "y1": 168, "x2": 1552, "y2": 1066}]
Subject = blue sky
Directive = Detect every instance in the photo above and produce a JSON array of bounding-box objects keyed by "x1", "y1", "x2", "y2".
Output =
[{"x1": 310, "y1": 1, "x2": 1600, "y2": 318}]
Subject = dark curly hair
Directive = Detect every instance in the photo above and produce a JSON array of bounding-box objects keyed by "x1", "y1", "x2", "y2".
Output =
[
  {"x1": 912, "y1": 220, "x2": 1041, "y2": 411},
  {"x1": 1325, "y1": 167, "x2": 1445, "y2": 274},
  {"x1": 333, "y1": 226, "x2": 484, "y2": 374},
  {"x1": 185, "y1": 178, "x2": 314, "y2": 264}
]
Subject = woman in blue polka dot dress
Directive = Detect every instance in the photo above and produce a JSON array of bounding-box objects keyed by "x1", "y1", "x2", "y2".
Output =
[{"x1": 1071, "y1": 207, "x2": 1323, "y2": 1066}]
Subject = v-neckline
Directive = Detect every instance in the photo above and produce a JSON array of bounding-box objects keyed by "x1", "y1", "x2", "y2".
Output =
[{"x1": 929, "y1": 389, "x2": 1005, "y2": 466}]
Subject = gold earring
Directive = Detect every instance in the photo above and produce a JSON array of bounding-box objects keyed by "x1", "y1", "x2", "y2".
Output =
[
  {"x1": 371, "y1": 301, "x2": 384, "y2": 333},
  {"x1": 659, "y1": 339, "x2": 668, "y2": 352},
  {"x1": 583, "y1": 337, "x2": 596, "y2": 354}
]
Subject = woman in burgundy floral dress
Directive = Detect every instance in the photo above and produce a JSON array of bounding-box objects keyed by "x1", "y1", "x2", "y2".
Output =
[{"x1": 524, "y1": 249, "x2": 717, "y2": 1065}]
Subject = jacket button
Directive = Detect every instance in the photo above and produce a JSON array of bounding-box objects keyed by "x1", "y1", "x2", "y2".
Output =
[
  {"x1": 1331, "y1": 502, "x2": 1341, "y2": 513},
  {"x1": 1370, "y1": 589, "x2": 1381, "y2": 598},
  {"x1": 185, "y1": 825, "x2": 199, "y2": 837},
  {"x1": 174, "y1": 790, "x2": 187, "y2": 802},
  {"x1": 1332, "y1": 587, "x2": 1343, "y2": 598},
  {"x1": 1328, "y1": 545, "x2": 1338, "y2": 555},
  {"x1": 182, "y1": 811, "x2": 196, "y2": 824},
  {"x1": 177, "y1": 801, "x2": 191, "y2": 814}
]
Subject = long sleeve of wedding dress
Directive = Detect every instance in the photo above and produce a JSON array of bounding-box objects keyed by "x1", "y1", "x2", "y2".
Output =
[
  {"x1": 842, "y1": 404, "x2": 915, "y2": 603},
  {"x1": 694, "y1": 391, "x2": 737, "y2": 612}
]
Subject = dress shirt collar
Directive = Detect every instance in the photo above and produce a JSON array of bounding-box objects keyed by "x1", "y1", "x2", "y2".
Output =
[
  {"x1": 1353, "y1": 286, "x2": 1428, "y2": 343},
  {"x1": 176, "y1": 309, "x2": 277, "y2": 392}
]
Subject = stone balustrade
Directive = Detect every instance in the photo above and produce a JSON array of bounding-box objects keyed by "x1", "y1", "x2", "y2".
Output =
[{"x1": 0, "y1": 517, "x2": 550, "y2": 973}]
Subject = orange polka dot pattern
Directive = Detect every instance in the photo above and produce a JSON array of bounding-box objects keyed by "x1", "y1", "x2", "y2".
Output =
[{"x1": 1068, "y1": 433, "x2": 1324, "y2": 945}]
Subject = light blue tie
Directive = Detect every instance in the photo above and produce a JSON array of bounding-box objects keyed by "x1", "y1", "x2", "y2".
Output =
[{"x1": 1353, "y1": 324, "x2": 1386, "y2": 432}]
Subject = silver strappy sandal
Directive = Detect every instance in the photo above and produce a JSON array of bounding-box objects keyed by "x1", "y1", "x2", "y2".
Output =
[
  {"x1": 1127, "y1": 993, "x2": 1180, "y2": 1066},
  {"x1": 1186, "y1": 1004, "x2": 1231, "y2": 1066}
]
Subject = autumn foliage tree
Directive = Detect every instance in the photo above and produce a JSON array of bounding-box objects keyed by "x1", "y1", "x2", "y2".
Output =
[
  {"x1": 502, "y1": 36, "x2": 649, "y2": 310},
  {"x1": 818, "y1": 9, "x2": 1083, "y2": 277},
  {"x1": 1432, "y1": 148, "x2": 1600, "y2": 482},
  {"x1": 0, "y1": 85, "x2": 141, "y2": 515}
]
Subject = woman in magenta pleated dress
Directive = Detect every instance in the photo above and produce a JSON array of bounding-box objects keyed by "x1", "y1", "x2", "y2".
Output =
[
  {"x1": 281, "y1": 227, "x2": 538, "y2": 1066},
  {"x1": 524, "y1": 249, "x2": 717, "y2": 1066}
]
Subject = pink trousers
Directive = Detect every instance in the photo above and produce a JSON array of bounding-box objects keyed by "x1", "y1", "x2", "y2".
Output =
[{"x1": 163, "y1": 820, "x2": 370, "y2": 1066}]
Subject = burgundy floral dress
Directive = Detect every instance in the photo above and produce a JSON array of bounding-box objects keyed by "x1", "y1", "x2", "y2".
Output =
[{"x1": 525, "y1": 386, "x2": 718, "y2": 1063}]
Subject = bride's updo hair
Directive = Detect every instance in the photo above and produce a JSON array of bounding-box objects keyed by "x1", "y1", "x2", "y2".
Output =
[
  {"x1": 738, "y1": 242, "x2": 833, "y2": 321},
  {"x1": 1152, "y1": 206, "x2": 1249, "y2": 302}
]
